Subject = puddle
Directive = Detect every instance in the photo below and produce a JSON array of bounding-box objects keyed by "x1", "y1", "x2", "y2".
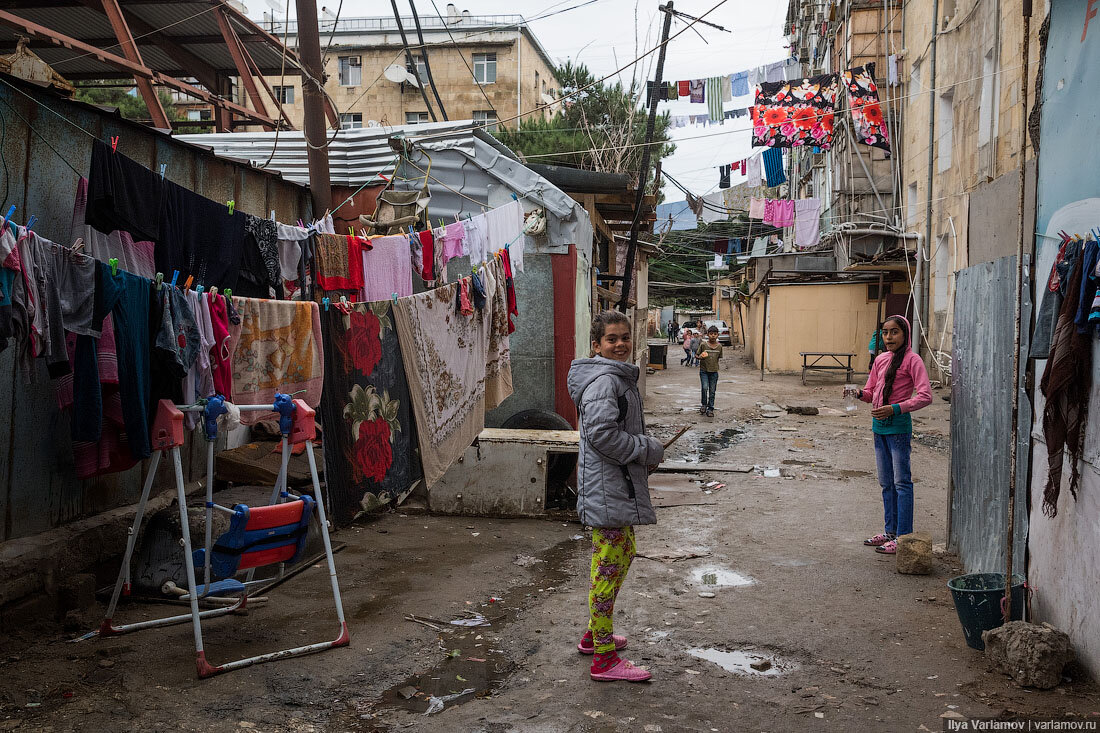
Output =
[
  {"x1": 678, "y1": 428, "x2": 747, "y2": 463},
  {"x1": 687, "y1": 647, "x2": 798, "y2": 676},
  {"x1": 379, "y1": 651, "x2": 514, "y2": 714},
  {"x1": 692, "y1": 566, "x2": 755, "y2": 587}
]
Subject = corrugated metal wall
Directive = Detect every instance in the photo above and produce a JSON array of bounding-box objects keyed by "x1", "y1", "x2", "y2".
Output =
[
  {"x1": 0, "y1": 78, "x2": 311, "y2": 541},
  {"x1": 949, "y1": 254, "x2": 1032, "y2": 573}
]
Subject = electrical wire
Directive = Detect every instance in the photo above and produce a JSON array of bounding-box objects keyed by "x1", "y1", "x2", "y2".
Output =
[{"x1": 427, "y1": 0, "x2": 498, "y2": 119}]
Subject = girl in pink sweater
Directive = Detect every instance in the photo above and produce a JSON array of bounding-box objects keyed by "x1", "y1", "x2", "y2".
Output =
[{"x1": 846, "y1": 315, "x2": 932, "y2": 555}]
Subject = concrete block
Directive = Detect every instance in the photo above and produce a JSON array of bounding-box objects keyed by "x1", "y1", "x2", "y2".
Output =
[
  {"x1": 896, "y1": 531, "x2": 933, "y2": 575},
  {"x1": 982, "y1": 621, "x2": 1075, "y2": 689}
]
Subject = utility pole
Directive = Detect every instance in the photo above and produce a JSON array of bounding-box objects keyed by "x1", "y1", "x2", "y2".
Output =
[
  {"x1": 1004, "y1": 0, "x2": 1033, "y2": 628},
  {"x1": 408, "y1": 0, "x2": 448, "y2": 120},
  {"x1": 618, "y1": 2, "x2": 674, "y2": 312},
  {"x1": 389, "y1": 0, "x2": 438, "y2": 121},
  {"x1": 295, "y1": 0, "x2": 332, "y2": 214}
]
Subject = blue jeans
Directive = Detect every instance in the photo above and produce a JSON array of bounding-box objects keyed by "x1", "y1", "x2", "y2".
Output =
[
  {"x1": 699, "y1": 370, "x2": 718, "y2": 410},
  {"x1": 874, "y1": 432, "x2": 913, "y2": 536}
]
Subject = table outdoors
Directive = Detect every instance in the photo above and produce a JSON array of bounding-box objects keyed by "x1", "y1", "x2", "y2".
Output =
[{"x1": 799, "y1": 352, "x2": 855, "y2": 385}]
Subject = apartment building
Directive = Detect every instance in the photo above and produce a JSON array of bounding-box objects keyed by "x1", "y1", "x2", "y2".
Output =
[{"x1": 250, "y1": 7, "x2": 560, "y2": 130}]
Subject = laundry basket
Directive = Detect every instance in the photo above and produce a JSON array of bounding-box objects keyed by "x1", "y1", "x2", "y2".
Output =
[{"x1": 947, "y1": 573, "x2": 1026, "y2": 650}]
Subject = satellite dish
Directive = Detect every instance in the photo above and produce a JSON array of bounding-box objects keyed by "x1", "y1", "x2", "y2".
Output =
[{"x1": 383, "y1": 65, "x2": 408, "y2": 83}]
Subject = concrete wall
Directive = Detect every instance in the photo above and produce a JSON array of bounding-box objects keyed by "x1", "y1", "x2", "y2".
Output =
[
  {"x1": 1026, "y1": 0, "x2": 1100, "y2": 679},
  {"x1": 258, "y1": 31, "x2": 558, "y2": 130},
  {"x1": 0, "y1": 78, "x2": 312, "y2": 543},
  {"x1": 901, "y1": 0, "x2": 1045, "y2": 371},
  {"x1": 745, "y1": 282, "x2": 904, "y2": 374}
]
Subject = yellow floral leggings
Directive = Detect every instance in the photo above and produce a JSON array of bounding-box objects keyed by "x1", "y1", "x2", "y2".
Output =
[{"x1": 589, "y1": 526, "x2": 636, "y2": 654}]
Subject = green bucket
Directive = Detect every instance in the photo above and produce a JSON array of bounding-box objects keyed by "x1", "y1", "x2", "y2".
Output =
[{"x1": 947, "y1": 573, "x2": 1026, "y2": 650}]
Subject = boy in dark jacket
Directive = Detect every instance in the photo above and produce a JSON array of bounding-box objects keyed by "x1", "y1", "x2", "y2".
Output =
[{"x1": 567, "y1": 311, "x2": 663, "y2": 683}]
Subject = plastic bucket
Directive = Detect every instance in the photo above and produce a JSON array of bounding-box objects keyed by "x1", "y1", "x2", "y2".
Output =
[{"x1": 947, "y1": 573, "x2": 1026, "y2": 650}]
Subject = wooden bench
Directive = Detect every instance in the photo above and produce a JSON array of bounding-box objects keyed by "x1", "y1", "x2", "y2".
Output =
[{"x1": 800, "y1": 352, "x2": 855, "y2": 385}]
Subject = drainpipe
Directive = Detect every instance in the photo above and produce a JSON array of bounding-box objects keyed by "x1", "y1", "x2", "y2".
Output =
[
  {"x1": 516, "y1": 30, "x2": 522, "y2": 120},
  {"x1": 921, "y1": 0, "x2": 940, "y2": 360}
]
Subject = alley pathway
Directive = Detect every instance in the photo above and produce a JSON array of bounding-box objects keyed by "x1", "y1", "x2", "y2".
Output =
[{"x1": 2, "y1": 352, "x2": 1096, "y2": 732}]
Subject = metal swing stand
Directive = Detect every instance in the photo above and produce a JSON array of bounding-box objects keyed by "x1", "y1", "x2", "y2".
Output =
[{"x1": 78, "y1": 393, "x2": 349, "y2": 679}]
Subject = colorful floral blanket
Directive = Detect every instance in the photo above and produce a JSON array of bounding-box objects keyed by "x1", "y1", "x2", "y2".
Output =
[
  {"x1": 320, "y1": 301, "x2": 422, "y2": 521},
  {"x1": 752, "y1": 73, "x2": 838, "y2": 149},
  {"x1": 843, "y1": 63, "x2": 892, "y2": 156}
]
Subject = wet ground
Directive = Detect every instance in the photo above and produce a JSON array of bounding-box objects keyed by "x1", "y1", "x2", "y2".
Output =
[{"x1": 2, "y1": 353, "x2": 1097, "y2": 731}]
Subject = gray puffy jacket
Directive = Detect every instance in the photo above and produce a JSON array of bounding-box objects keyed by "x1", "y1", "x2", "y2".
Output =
[{"x1": 568, "y1": 357, "x2": 664, "y2": 528}]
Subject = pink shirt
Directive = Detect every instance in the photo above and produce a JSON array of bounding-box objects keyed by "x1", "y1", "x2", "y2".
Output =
[{"x1": 859, "y1": 349, "x2": 933, "y2": 413}]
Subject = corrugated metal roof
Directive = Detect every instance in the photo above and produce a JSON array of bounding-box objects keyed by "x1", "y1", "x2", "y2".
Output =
[
  {"x1": 0, "y1": 2, "x2": 299, "y2": 77},
  {"x1": 176, "y1": 120, "x2": 492, "y2": 186}
]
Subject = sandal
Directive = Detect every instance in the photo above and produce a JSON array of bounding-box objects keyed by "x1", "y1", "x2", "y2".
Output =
[
  {"x1": 590, "y1": 658, "x2": 652, "y2": 682},
  {"x1": 863, "y1": 533, "x2": 892, "y2": 547},
  {"x1": 875, "y1": 539, "x2": 898, "y2": 554}
]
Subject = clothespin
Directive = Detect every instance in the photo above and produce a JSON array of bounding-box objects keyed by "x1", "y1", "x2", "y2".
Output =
[
  {"x1": 270, "y1": 210, "x2": 276, "y2": 221},
  {"x1": 25, "y1": 214, "x2": 37, "y2": 231},
  {"x1": 349, "y1": 227, "x2": 355, "y2": 236},
  {"x1": 223, "y1": 288, "x2": 232, "y2": 299},
  {"x1": 297, "y1": 219, "x2": 304, "y2": 228},
  {"x1": 226, "y1": 200, "x2": 235, "y2": 215},
  {"x1": 171, "y1": 270, "x2": 179, "y2": 288},
  {"x1": 195, "y1": 284, "x2": 204, "y2": 296},
  {"x1": 2, "y1": 205, "x2": 15, "y2": 225},
  {"x1": 340, "y1": 296, "x2": 348, "y2": 306},
  {"x1": 210, "y1": 286, "x2": 218, "y2": 296},
  {"x1": 110, "y1": 136, "x2": 119, "y2": 153},
  {"x1": 453, "y1": 214, "x2": 460, "y2": 224},
  {"x1": 109, "y1": 258, "x2": 119, "y2": 276},
  {"x1": 154, "y1": 272, "x2": 164, "y2": 290},
  {"x1": 159, "y1": 163, "x2": 166, "y2": 179},
  {"x1": 439, "y1": 218, "x2": 445, "y2": 229},
  {"x1": 322, "y1": 297, "x2": 330, "y2": 312},
  {"x1": 391, "y1": 292, "x2": 398, "y2": 303},
  {"x1": 184, "y1": 275, "x2": 194, "y2": 290}
]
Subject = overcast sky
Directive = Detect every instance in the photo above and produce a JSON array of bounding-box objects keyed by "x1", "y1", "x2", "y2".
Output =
[{"x1": 254, "y1": 0, "x2": 790, "y2": 201}]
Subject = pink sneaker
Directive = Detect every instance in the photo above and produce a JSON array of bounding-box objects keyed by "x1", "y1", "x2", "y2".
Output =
[
  {"x1": 577, "y1": 635, "x2": 628, "y2": 654},
  {"x1": 590, "y1": 658, "x2": 652, "y2": 682},
  {"x1": 875, "y1": 539, "x2": 898, "y2": 554},
  {"x1": 864, "y1": 533, "x2": 892, "y2": 547}
]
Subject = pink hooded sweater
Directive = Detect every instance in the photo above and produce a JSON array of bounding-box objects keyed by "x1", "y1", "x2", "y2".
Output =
[{"x1": 859, "y1": 316, "x2": 932, "y2": 434}]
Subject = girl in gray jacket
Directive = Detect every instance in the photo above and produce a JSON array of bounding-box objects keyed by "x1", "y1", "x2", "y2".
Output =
[{"x1": 567, "y1": 311, "x2": 664, "y2": 683}]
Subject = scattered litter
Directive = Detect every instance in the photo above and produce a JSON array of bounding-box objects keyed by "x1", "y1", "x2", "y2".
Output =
[
  {"x1": 488, "y1": 597, "x2": 502, "y2": 603},
  {"x1": 685, "y1": 669, "x2": 701, "y2": 675},
  {"x1": 447, "y1": 649, "x2": 461, "y2": 658},
  {"x1": 763, "y1": 468, "x2": 781, "y2": 478},
  {"x1": 698, "y1": 591, "x2": 716, "y2": 598},
  {"x1": 396, "y1": 686, "x2": 418, "y2": 700},
  {"x1": 405, "y1": 614, "x2": 447, "y2": 632},
  {"x1": 424, "y1": 688, "x2": 476, "y2": 715},
  {"x1": 455, "y1": 675, "x2": 467, "y2": 682},
  {"x1": 470, "y1": 532, "x2": 480, "y2": 537},
  {"x1": 815, "y1": 712, "x2": 825, "y2": 719},
  {"x1": 513, "y1": 554, "x2": 544, "y2": 567},
  {"x1": 571, "y1": 535, "x2": 585, "y2": 541}
]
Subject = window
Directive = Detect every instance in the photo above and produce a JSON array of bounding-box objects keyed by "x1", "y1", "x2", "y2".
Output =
[
  {"x1": 977, "y1": 50, "x2": 997, "y2": 146},
  {"x1": 910, "y1": 59, "x2": 921, "y2": 95},
  {"x1": 534, "y1": 70, "x2": 540, "y2": 91},
  {"x1": 906, "y1": 183, "x2": 919, "y2": 226},
  {"x1": 937, "y1": 91, "x2": 954, "y2": 172},
  {"x1": 868, "y1": 282, "x2": 892, "y2": 301},
  {"x1": 186, "y1": 108, "x2": 212, "y2": 121},
  {"x1": 273, "y1": 85, "x2": 294, "y2": 104},
  {"x1": 473, "y1": 52, "x2": 497, "y2": 84},
  {"x1": 339, "y1": 112, "x2": 363, "y2": 129},
  {"x1": 338, "y1": 55, "x2": 361, "y2": 86},
  {"x1": 473, "y1": 110, "x2": 498, "y2": 131},
  {"x1": 411, "y1": 55, "x2": 428, "y2": 84},
  {"x1": 405, "y1": 111, "x2": 430, "y2": 125}
]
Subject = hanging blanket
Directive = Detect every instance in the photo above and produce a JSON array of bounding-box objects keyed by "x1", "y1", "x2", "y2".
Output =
[
  {"x1": 843, "y1": 63, "x2": 892, "y2": 156},
  {"x1": 230, "y1": 297, "x2": 323, "y2": 425},
  {"x1": 320, "y1": 301, "x2": 423, "y2": 521},
  {"x1": 1039, "y1": 255, "x2": 1093, "y2": 517},
  {"x1": 394, "y1": 258, "x2": 512, "y2": 487},
  {"x1": 752, "y1": 73, "x2": 838, "y2": 149}
]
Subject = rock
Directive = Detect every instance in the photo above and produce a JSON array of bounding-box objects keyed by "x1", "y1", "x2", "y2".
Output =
[
  {"x1": 786, "y1": 406, "x2": 819, "y2": 415},
  {"x1": 895, "y1": 532, "x2": 933, "y2": 575},
  {"x1": 982, "y1": 621, "x2": 1075, "y2": 689},
  {"x1": 58, "y1": 573, "x2": 97, "y2": 612},
  {"x1": 62, "y1": 608, "x2": 86, "y2": 633},
  {"x1": 750, "y1": 659, "x2": 772, "y2": 671}
]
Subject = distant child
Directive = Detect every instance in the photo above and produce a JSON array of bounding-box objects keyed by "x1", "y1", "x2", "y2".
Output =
[
  {"x1": 846, "y1": 316, "x2": 932, "y2": 554},
  {"x1": 868, "y1": 324, "x2": 884, "y2": 371},
  {"x1": 695, "y1": 326, "x2": 724, "y2": 416},
  {"x1": 668, "y1": 319, "x2": 678, "y2": 343},
  {"x1": 568, "y1": 311, "x2": 663, "y2": 683},
  {"x1": 680, "y1": 329, "x2": 694, "y2": 365},
  {"x1": 687, "y1": 331, "x2": 702, "y2": 367}
]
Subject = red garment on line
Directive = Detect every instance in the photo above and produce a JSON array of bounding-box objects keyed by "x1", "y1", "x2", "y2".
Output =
[
  {"x1": 207, "y1": 293, "x2": 233, "y2": 397},
  {"x1": 418, "y1": 230, "x2": 435, "y2": 281}
]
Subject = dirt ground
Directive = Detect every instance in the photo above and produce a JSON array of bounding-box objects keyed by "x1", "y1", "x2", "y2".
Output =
[{"x1": 2, "y1": 351, "x2": 1098, "y2": 732}]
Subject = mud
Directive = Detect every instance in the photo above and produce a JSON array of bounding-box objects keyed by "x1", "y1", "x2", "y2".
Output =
[{"x1": 1, "y1": 352, "x2": 1096, "y2": 731}]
